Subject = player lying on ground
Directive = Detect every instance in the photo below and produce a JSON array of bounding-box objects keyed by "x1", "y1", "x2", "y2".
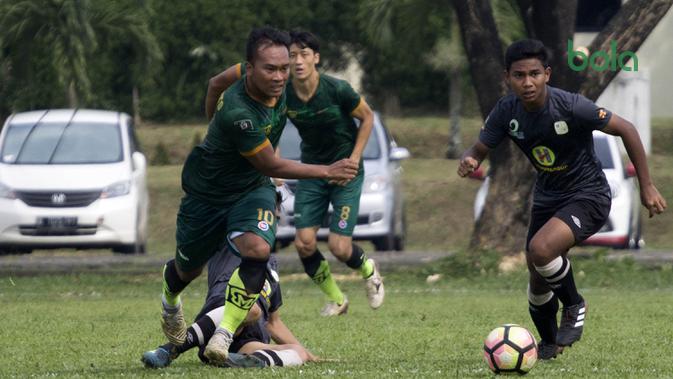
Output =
[
  {"x1": 458, "y1": 39, "x2": 666, "y2": 360},
  {"x1": 205, "y1": 30, "x2": 384, "y2": 317},
  {"x1": 144, "y1": 249, "x2": 317, "y2": 368}
]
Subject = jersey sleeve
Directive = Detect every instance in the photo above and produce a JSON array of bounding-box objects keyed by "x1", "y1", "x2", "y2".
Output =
[
  {"x1": 226, "y1": 111, "x2": 270, "y2": 157},
  {"x1": 336, "y1": 79, "x2": 362, "y2": 114},
  {"x1": 478, "y1": 101, "x2": 508, "y2": 149},
  {"x1": 572, "y1": 94, "x2": 612, "y2": 130}
]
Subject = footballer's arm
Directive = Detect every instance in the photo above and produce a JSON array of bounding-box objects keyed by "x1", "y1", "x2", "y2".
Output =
[
  {"x1": 205, "y1": 63, "x2": 243, "y2": 120},
  {"x1": 244, "y1": 142, "x2": 358, "y2": 181},
  {"x1": 458, "y1": 141, "x2": 490, "y2": 178},
  {"x1": 349, "y1": 99, "x2": 375, "y2": 163}
]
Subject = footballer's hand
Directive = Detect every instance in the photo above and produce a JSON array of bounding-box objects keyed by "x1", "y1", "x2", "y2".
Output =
[
  {"x1": 458, "y1": 156, "x2": 480, "y2": 178},
  {"x1": 326, "y1": 159, "x2": 358, "y2": 181},
  {"x1": 641, "y1": 183, "x2": 667, "y2": 218},
  {"x1": 272, "y1": 177, "x2": 285, "y2": 187}
]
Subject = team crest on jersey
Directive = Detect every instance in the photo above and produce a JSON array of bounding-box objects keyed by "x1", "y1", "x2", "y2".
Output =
[
  {"x1": 263, "y1": 124, "x2": 272, "y2": 136},
  {"x1": 234, "y1": 119, "x2": 253, "y2": 130},
  {"x1": 287, "y1": 110, "x2": 297, "y2": 118},
  {"x1": 508, "y1": 119, "x2": 524, "y2": 139},
  {"x1": 598, "y1": 108, "x2": 607, "y2": 119},
  {"x1": 258, "y1": 221, "x2": 269, "y2": 231},
  {"x1": 554, "y1": 121, "x2": 569, "y2": 135},
  {"x1": 532, "y1": 145, "x2": 556, "y2": 167},
  {"x1": 216, "y1": 94, "x2": 224, "y2": 111}
]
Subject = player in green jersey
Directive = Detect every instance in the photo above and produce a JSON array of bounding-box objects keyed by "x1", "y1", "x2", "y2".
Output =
[
  {"x1": 159, "y1": 27, "x2": 358, "y2": 366},
  {"x1": 286, "y1": 30, "x2": 383, "y2": 316},
  {"x1": 205, "y1": 30, "x2": 385, "y2": 317}
]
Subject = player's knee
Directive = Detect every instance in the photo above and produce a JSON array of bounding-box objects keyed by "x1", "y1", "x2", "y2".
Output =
[
  {"x1": 175, "y1": 263, "x2": 203, "y2": 282},
  {"x1": 244, "y1": 304, "x2": 263, "y2": 324},
  {"x1": 294, "y1": 236, "x2": 317, "y2": 257},
  {"x1": 528, "y1": 237, "x2": 554, "y2": 265},
  {"x1": 327, "y1": 236, "x2": 351, "y2": 261},
  {"x1": 245, "y1": 240, "x2": 271, "y2": 260}
]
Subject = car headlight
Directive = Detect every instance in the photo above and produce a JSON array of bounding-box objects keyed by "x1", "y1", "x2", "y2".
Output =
[
  {"x1": 100, "y1": 180, "x2": 131, "y2": 198},
  {"x1": 0, "y1": 181, "x2": 16, "y2": 199},
  {"x1": 363, "y1": 175, "x2": 389, "y2": 193}
]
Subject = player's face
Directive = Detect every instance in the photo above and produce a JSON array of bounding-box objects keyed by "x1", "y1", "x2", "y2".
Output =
[
  {"x1": 506, "y1": 58, "x2": 551, "y2": 110},
  {"x1": 289, "y1": 44, "x2": 319, "y2": 80},
  {"x1": 248, "y1": 44, "x2": 290, "y2": 98}
]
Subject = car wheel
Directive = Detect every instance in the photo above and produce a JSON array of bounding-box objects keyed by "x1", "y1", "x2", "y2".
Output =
[
  {"x1": 373, "y1": 234, "x2": 394, "y2": 251},
  {"x1": 394, "y1": 210, "x2": 406, "y2": 251},
  {"x1": 627, "y1": 213, "x2": 643, "y2": 250}
]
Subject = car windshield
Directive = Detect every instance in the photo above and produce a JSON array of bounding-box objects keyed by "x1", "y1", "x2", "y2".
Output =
[
  {"x1": 593, "y1": 136, "x2": 614, "y2": 169},
  {"x1": 1, "y1": 122, "x2": 123, "y2": 164},
  {"x1": 278, "y1": 122, "x2": 380, "y2": 160}
]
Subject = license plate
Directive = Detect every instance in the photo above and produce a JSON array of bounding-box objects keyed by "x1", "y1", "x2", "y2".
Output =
[{"x1": 37, "y1": 217, "x2": 77, "y2": 228}]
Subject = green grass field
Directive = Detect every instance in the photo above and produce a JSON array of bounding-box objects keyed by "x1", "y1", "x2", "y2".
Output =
[{"x1": 3, "y1": 255, "x2": 673, "y2": 378}]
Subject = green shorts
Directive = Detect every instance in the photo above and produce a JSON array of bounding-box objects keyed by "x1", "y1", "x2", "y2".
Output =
[
  {"x1": 293, "y1": 172, "x2": 363, "y2": 236},
  {"x1": 174, "y1": 185, "x2": 277, "y2": 272}
]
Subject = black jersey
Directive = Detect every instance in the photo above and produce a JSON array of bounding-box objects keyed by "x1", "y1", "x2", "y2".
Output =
[{"x1": 479, "y1": 86, "x2": 612, "y2": 206}]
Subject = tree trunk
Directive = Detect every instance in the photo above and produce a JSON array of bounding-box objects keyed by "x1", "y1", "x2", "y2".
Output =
[
  {"x1": 132, "y1": 85, "x2": 142, "y2": 125},
  {"x1": 445, "y1": 66, "x2": 463, "y2": 159},
  {"x1": 68, "y1": 81, "x2": 78, "y2": 108},
  {"x1": 453, "y1": 0, "x2": 536, "y2": 255},
  {"x1": 579, "y1": 0, "x2": 673, "y2": 101}
]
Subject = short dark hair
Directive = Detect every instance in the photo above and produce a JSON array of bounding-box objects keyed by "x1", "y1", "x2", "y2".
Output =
[
  {"x1": 289, "y1": 29, "x2": 320, "y2": 53},
  {"x1": 246, "y1": 26, "x2": 291, "y2": 63},
  {"x1": 504, "y1": 39, "x2": 550, "y2": 71}
]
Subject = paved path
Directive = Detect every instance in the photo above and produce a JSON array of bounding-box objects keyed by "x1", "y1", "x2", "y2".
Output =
[{"x1": 1, "y1": 249, "x2": 672, "y2": 276}]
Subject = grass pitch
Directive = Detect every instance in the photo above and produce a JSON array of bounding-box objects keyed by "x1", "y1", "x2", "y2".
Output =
[{"x1": 2, "y1": 255, "x2": 673, "y2": 378}]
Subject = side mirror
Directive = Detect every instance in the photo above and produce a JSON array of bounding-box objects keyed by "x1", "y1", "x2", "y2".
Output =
[
  {"x1": 132, "y1": 151, "x2": 147, "y2": 172},
  {"x1": 389, "y1": 147, "x2": 410, "y2": 161},
  {"x1": 625, "y1": 162, "x2": 636, "y2": 178}
]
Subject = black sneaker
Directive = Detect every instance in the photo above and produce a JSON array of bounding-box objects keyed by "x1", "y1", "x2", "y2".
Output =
[
  {"x1": 557, "y1": 298, "x2": 587, "y2": 347},
  {"x1": 537, "y1": 341, "x2": 563, "y2": 360}
]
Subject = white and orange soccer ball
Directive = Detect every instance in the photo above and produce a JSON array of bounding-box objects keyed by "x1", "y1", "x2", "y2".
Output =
[{"x1": 483, "y1": 324, "x2": 538, "y2": 375}]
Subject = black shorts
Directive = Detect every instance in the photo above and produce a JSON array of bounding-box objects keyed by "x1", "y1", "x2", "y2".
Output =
[{"x1": 526, "y1": 194, "x2": 611, "y2": 251}]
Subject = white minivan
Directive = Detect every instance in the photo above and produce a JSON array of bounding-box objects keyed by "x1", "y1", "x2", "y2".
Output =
[{"x1": 0, "y1": 109, "x2": 149, "y2": 254}]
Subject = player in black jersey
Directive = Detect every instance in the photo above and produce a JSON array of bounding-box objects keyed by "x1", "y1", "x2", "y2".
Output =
[{"x1": 458, "y1": 39, "x2": 666, "y2": 359}]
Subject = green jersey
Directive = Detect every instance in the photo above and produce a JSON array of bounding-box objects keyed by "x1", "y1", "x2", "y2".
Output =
[
  {"x1": 286, "y1": 74, "x2": 362, "y2": 164},
  {"x1": 181, "y1": 78, "x2": 287, "y2": 205}
]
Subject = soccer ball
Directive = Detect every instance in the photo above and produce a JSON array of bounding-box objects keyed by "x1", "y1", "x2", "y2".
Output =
[{"x1": 483, "y1": 324, "x2": 537, "y2": 375}]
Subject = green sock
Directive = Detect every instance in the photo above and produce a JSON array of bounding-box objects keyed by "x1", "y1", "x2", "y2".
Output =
[
  {"x1": 162, "y1": 264, "x2": 181, "y2": 307},
  {"x1": 360, "y1": 258, "x2": 374, "y2": 279},
  {"x1": 313, "y1": 260, "x2": 345, "y2": 305},
  {"x1": 219, "y1": 268, "x2": 259, "y2": 333}
]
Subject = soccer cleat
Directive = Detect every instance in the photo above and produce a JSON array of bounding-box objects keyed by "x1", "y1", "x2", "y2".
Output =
[
  {"x1": 204, "y1": 327, "x2": 234, "y2": 366},
  {"x1": 537, "y1": 341, "x2": 563, "y2": 360},
  {"x1": 161, "y1": 302, "x2": 187, "y2": 345},
  {"x1": 364, "y1": 259, "x2": 384, "y2": 309},
  {"x1": 557, "y1": 298, "x2": 587, "y2": 347},
  {"x1": 226, "y1": 352, "x2": 267, "y2": 368},
  {"x1": 319, "y1": 296, "x2": 349, "y2": 317},
  {"x1": 141, "y1": 347, "x2": 172, "y2": 368}
]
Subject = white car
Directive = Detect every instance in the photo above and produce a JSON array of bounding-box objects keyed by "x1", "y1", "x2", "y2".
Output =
[
  {"x1": 473, "y1": 131, "x2": 641, "y2": 249},
  {"x1": 0, "y1": 109, "x2": 149, "y2": 254},
  {"x1": 275, "y1": 113, "x2": 410, "y2": 251}
]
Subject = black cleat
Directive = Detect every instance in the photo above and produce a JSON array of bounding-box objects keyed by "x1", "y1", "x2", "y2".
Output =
[
  {"x1": 537, "y1": 341, "x2": 563, "y2": 360},
  {"x1": 557, "y1": 298, "x2": 587, "y2": 347}
]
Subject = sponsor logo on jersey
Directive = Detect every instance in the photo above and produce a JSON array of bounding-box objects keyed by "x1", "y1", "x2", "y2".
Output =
[
  {"x1": 508, "y1": 119, "x2": 524, "y2": 139},
  {"x1": 258, "y1": 221, "x2": 269, "y2": 231},
  {"x1": 234, "y1": 119, "x2": 253, "y2": 130},
  {"x1": 598, "y1": 108, "x2": 607, "y2": 119},
  {"x1": 554, "y1": 121, "x2": 569, "y2": 135},
  {"x1": 338, "y1": 219, "x2": 348, "y2": 229},
  {"x1": 532, "y1": 146, "x2": 556, "y2": 167},
  {"x1": 287, "y1": 110, "x2": 298, "y2": 118}
]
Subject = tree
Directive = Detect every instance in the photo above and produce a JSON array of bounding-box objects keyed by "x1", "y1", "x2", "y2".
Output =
[{"x1": 452, "y1": 0, "x2": 673, "y2": 255}]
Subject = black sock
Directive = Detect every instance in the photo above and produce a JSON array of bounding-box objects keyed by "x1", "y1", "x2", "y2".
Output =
[
  {"x1": 175, "y1": 316, "x2": 216, "y2": 354},
  {"x1": 300, "y1": 249, "x2": 325, "y2": 277},
  {"x1": 164, "y1": 259, "x2": 190, "y2": 294},
  {"x1": 239, "y1": 256, "x2": 269, "y2": 294},
  {"x1": 345, "y1": 243, "x2": 366, "y2": 269},
  {"x1": 529, "y1": 296, "x2": 559, "y2": 344}
]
